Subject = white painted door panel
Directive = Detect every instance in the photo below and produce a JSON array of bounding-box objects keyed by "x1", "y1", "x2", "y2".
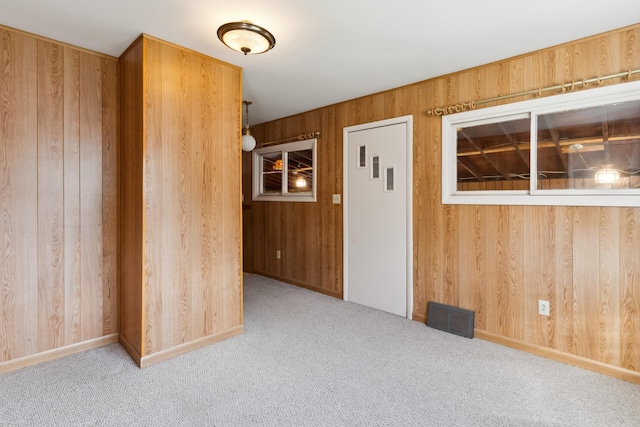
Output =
[{"x1": 347, "y1": 122, "x2": 407, "y2": 316}]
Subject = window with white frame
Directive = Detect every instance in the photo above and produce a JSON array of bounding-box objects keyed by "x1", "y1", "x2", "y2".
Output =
[
  {"x1": 442, "y1": 80, "x2": 640, "y2": 207},
  {"x1": 252, "y1": 138, "x2": 317, "y2": 202}
]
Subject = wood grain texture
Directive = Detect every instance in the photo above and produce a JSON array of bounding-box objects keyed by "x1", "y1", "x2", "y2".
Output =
[
  {"x1": 1, "y1": 29, "x2": 38, "y2": 361},
  {"x1": 79, "y1": 50, "x2": 103, "y2": 342},
  {"x1": 119, "y1": 35, "x2": 242, "y2": 364},
  {"x1": 247, "y1": 24, "x2": 640, "y2": 377},
  {"x1": 0, "y1": 25, "x2": 118, "y2": 367},
  {"x1": 619, "y1": 208, "x2": 640, "y2": 372},
  {"x1": 37, "y1": 40, "x2": 65, "y2": 352},
  {"x1": 118, "y1": 37, "x2": 144, "y2": 358},
  {"x1": 63, "y1": 46, "x2": 82, "y2": 346},
  {"x1": 101, "y1": 57, "x2": 119, "y2": 335}
]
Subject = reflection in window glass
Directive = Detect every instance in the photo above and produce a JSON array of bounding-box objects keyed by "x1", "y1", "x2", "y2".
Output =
[
  {"x1": 262, "y1": 152, "x2": 283, "y2": 194},
  {"x1": 456, "y1": 117, "x2": 531, "y2": 191},
  {"x1": 252, "y1": 138, "x2": 317, "y2": 202},
  {"x1": 287, "y1": 149, "x2": 313, "y2": 193},
  {"x1": 537, "y1": 99, "x2": 640, "y2": 190}
]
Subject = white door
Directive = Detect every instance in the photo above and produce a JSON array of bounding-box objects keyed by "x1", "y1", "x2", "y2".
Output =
[{"x1": 343, "y1": 116, "x2": 413, "y2": 318}]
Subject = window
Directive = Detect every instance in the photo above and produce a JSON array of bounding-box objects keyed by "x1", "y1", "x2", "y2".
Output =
[
  {"x1": 442, "y1": 80, "x2": 640, "y2": 207},
  {"x1": 252, "y1": 138, "x2": 317, "y2": 202}
]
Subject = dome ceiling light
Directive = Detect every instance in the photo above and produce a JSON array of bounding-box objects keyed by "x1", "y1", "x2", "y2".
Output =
[{"x1": 217, "y1": 21, "x2": 276, "y2": 55}]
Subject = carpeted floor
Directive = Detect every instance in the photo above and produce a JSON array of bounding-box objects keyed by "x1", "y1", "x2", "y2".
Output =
[{"x1": 1, "y1": 274, "x2": 639, "y2": 426}]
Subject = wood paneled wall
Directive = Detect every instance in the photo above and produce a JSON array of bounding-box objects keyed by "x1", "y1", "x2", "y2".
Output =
[
  {"x1": 0, "y1": 26, "x2": 118, "y2": 366},
  {"x1": 246, "y1": 24, "x2": 640, "y2": 381},
  {"x1": 120, "y1": 35, "x2": 243, "y2": 367}
]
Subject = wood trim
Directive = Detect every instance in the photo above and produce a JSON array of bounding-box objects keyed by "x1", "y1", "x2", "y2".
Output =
[
  {"x1": 118, "y1": 334, "x2": 142, "y2": 367},
  {"x1": 0, "y1": 334, "x2": 119, "y2": 374},
  {"x1": 254, "y1": 271, "x2": 342, "y2": 299},
  {"x1": 475, "y1": 330, "x2": 640, "y2": 385},
  {"x1": 0, "y1": 23, "x2": 118, "y2": 59},
  {"x1": 139, "y1": 326, "x2": 243, "y2": 368},
  {"x1": 117, "y1": 34, "x2": 144, "y2": 60},
  {"x1": 412, "y1": 313, "x2": 427, "y2": 323},
  {"x1": 139, "y1": 34, "x2": 242, "y2": 71}
]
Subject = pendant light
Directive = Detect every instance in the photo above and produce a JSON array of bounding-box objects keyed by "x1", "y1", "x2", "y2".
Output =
[
  {"x1": 242, "y1": 100, "x2": 257, "y2": 152},
  {"x1": 295, "y1": 176, "x2": 307, "y2": 188},
  {"x1": 217, "y1": 21, "x2": 276, "y2": 55},
  {"x1": 594, "y1": 139, "x2": 620, "y2": 185},
  {"x1": 594, "y1": 165, "x2": 620, "y2": 184}
]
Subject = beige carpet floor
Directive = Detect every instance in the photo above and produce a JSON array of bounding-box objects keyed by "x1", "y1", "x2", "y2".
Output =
[{"x1": 1, "y1": 274, "x2": 639, "y2": 426}]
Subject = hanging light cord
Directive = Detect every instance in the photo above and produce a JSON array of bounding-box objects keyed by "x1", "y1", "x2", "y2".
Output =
[{"x1": 243, "y1": 100, "x2": 252, "y2": 135}]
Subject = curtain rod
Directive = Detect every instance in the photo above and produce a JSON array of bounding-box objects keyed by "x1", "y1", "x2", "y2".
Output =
[
  {"x1": 259, "y1": 131, "x2": 320, "y2": 147},
  {"x1": 426, "y1": 68, "x2": 640, "y2": 116}
]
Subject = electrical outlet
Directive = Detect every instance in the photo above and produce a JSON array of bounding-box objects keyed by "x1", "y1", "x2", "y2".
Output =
[
  {"x1": 276, "y1": 250, "x2": 281, "y2": 259},
  {"x1": 538, "y1": 300, "x2": 550, "y2": 316}
]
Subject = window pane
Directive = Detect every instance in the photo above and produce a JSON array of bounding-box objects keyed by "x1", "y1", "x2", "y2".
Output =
[
  {"x1": 385, "y1": 167, "x2": 395, "y2": 192},
  {"x1": 537, "y1": 99, "x2": 640, "y2": 190},
  {"x1": 456, "y1": 117, "x2": 531, "y2": 191},
  {"x1": 371, "y1": 155, "x2": 380, "y2": 180},
  {"x1": 287, "y1": 149, "x2": 313, "y2": 193},
  {"x1": 358, "y1": 145, "x2": 366, "y2": 168},
  {"x1": 262, "y1": 152, "x2": 282, "y2": 194}
]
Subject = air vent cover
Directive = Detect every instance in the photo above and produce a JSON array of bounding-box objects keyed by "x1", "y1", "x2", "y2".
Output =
[{"x1": 427, "y1": 301, "x2": 475, "y2": 338}]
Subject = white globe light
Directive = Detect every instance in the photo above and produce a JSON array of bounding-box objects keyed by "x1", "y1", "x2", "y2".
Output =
[{"x1": 242, "y1": 133, "x2": 256, "y2": 152}]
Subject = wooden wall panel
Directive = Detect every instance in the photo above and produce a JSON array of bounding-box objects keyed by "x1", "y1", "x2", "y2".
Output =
[
  {"x1": 119, "y1": 38, "x2": 144, "y2": 358},
  {"x1": 119, "y1": 35, "x2": 243, "y2": 365},
  {"x1": 1, "y1": 29, "x2": 38, "y2": 361},
  {"x1": 37, "y1": 40, "x2": 65, "y2": 352},
  {"x1": 79, "y1": 50, "x2": 104, "y2": 342},
  {"x1": 247, "y1": 24, "x2": 640, "y2": 381},
  {"x1": 620, "y1": 208, "x2": 640, "y2": 372},
  {"x1": 102, "y1": 56, "x2": 119, "y2": 335},
  {"x1": 63, "y1": 47, "x2": 82, "y2": 346},
  {"x1": 0, "y1": 26, "x2": 118, "y2": 367}
]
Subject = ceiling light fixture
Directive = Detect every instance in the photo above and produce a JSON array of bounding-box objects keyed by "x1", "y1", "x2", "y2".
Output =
[
  {"x1": 594, "y1": 165, "x2": 620, "y2": 184},
  {"x1": 217, "y1": 21, "x2": 276, "y2": 55},
  {"x1": 242, "y1": 100, "x2": 256, "y2": 152},
  {"x1": 295, "y1": 176, "x2": 307, "y2": 188},
  {"x1": 594, "y1": 139, "x2": 621, "y2": 185}
]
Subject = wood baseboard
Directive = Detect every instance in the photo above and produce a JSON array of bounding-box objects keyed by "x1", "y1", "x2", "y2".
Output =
[
  {"x1": 474, "y1": 330, "x2": 640, "y2": 384},
  {"x1": 139, "y1": 325, "x2": 244, "y2": 368},
  {"x1": 0, "y1": 334, "x2": 119, "y2": 374},
  {"x1": 412, "y1": 313, "x2": 427, "y2": 323},
  {"x1": 253, "y1": 271, "x2": 342, "y2": 299},
  {"x1": 415, "y1": 316, "x2": 639, "y2": 384},
  {"x1": 118, "y1": 334, "x2": 142, "y2": 367}
]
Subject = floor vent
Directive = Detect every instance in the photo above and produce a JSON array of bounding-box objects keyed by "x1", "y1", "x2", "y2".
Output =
[{"x1": 426, "y1": 302, "x2": 475, "y2": 338}]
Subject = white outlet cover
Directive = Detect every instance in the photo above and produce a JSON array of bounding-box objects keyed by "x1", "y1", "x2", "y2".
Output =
[
  {"x1": 538, "y1": 300, "x2": 550, "y2": 316},
  {"x1": 332, "y1": 194, "x2": 341, "y2": 204}
]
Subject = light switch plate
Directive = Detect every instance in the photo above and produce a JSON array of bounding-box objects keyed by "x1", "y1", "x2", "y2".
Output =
[{"x1": 332, "y1": 194, "x2": 341, "y2": 204}]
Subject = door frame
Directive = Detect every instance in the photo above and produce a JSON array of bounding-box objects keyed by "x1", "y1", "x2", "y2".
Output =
[{"x1": 342, "y1": 115, "x2": 413, "y2": 319}]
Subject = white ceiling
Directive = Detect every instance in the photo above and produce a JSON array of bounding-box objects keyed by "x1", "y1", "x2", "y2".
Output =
[{"x1": 1, "y1": 1, "x2": 639, "y2": 125}]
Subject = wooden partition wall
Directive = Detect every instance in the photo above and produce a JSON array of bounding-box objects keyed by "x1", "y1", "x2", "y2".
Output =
[
  {"x1": 0, "y1": 26, "x2": 119, "y2": 371},
  {"x1": 119, "y1": 35, "x2": 243, "y2": 367},
  {"x1": 246, "y1": 24, "x2": 640, "y2": 382}
]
